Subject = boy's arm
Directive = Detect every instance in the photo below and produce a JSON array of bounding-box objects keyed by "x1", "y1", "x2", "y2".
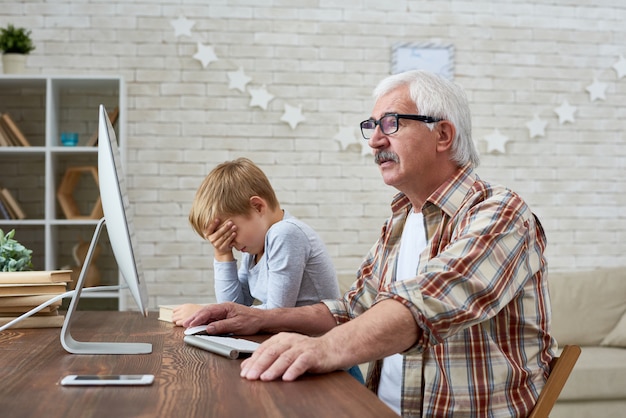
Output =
[{"x1": 259, "y1": 225, "x2": 309, "y2": 309}]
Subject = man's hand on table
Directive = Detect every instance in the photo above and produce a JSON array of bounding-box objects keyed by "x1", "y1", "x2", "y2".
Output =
[{"x1": 240, "y1": 332, "x2": 336, "y2": 382}]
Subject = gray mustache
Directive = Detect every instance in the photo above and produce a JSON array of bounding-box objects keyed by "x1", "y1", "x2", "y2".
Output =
[{"x1": 374, "y1": 151, "x2": 400, "y2": 165}]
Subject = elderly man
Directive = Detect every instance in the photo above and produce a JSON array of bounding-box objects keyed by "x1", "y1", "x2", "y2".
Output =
[{"x1": 184, "y1": 70, "x2": 555, "y2": 417}]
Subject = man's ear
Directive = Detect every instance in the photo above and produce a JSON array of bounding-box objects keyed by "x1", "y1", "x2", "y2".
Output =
[
  {"x1": 436, "y1": 120, "x2": 455, "y2": 152},
  {"x1": 249, "y1": 196, "x2": 266, "y2": 214}
]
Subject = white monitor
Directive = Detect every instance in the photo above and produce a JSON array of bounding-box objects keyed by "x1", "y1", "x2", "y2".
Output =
[{"x1": 60, "y1": 104, "x2": 152, "y2": 354}]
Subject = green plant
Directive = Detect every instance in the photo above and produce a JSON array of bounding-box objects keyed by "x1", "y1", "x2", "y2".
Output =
[
  {"x1": 0, "y1": 228, "x2": 33, "y2": 271},
  {"x1": 0, "y1": 24, "x2": 35, "y2": 54}
]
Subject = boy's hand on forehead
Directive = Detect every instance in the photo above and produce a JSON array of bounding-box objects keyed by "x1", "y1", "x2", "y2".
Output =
[{"x1": 205, "y1": 218, "x2": 237, "y2": 261}]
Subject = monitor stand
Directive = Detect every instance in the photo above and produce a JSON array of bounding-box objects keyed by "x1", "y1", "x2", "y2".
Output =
[{"x1": 60, "y1": 218, "x2": 152, "y2": 354}]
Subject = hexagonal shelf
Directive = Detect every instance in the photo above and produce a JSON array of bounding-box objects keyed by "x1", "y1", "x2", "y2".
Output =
[{"x1": 56, "y1": 166, "x2": 104, "y2": 220}]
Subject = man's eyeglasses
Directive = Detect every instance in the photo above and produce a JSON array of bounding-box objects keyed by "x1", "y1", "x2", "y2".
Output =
[{"x1": 359, "y1": 113, "x2": 442, "y2": 139}]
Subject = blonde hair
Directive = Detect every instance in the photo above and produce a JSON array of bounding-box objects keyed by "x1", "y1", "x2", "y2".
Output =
[{"x1": 189, "y1": 158, "x2": 279, "y2": 238}]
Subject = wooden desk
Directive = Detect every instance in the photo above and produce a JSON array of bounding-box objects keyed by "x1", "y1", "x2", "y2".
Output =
[{"x1": 0, "y1": 311, "x2": 398, "y2": 418}]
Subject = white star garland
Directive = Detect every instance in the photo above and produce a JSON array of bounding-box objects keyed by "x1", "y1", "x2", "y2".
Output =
[
  {"x1": 333, "y1": 127, "x2": 359, "y2": 151},
  {"x1": 613, "y1": 55, "x2": 626, "y2": 79},
  {"x1": 483, "y1": 129, "x2": 510, "y2": 154},
  {"x1": 170, "y1": 16, "x2": 195, "y2": 38},
  {"x1": 585, "y1": 78, "x2": 607, "y2": 101},
  {"x1": 526, "y1": 115, "x2": 547, "y2": 139},
  {"x1": 554, "y1": 100, "x2": 577, "y2": 125},
  {"x1": 227, "y1": 67, "x2": 252, "y2": 93},
  {"x1": 168, "y1": 18, "x2": 625, "y2": 154},
  {"x1": 281, "y1": 104, "x2": 306, "y2": 130},
  {"x1": 193, "y1": 42, "x2": 218, "y2": 68},
  {"x1": 248, "y1": 85, "x2": 274, "y2": 110}
]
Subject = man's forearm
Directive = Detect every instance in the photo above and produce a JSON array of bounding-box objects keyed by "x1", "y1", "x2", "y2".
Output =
[
  {"x1": 320, "y1": 299, "x2": 420, "y2": 368},
  {"x1": 260, "y1": 302, "x2": 337, "y2": 336}
]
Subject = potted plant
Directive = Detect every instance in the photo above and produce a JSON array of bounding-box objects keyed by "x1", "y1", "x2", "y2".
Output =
[
  {"x1": 0, "y1": 228, "x2": 33, "y2": 271},
  {"x1": 0, "y1": 24, "x2": 35, "y2": 74}
]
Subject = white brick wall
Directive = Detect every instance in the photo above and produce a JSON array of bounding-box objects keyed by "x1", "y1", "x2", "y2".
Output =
[{"x1": 1, "y1": 0, "x2": 625, "y2": 309}]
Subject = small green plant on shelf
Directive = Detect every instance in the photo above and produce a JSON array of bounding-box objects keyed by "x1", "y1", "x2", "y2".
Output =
[
  {"x1": 0, "y1": 228, "x2": 33, "y2": 271},
  {"x1": 0, "y1": 24, "x2": 35, "y2": 54}
]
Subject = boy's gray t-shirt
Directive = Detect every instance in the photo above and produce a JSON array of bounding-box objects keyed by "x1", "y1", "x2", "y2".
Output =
[{"x1": 213, "y1": 210, "x2": 340, "y2": 309}]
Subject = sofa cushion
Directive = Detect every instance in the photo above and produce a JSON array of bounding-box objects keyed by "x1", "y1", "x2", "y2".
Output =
[
  {"x1": 549, "y1": 268, "x2": 626, "y2": 346},
  {"x1": 601, "y1": 311, "x2": 626, "y2": 347},
  {"x1": 558, "y1": 346, "x2": 626, "y2": 400}
]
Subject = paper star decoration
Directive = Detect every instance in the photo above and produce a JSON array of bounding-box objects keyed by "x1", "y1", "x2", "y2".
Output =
[
  {"x1": 526, "y1": 115, "x2": 548, "y2": 138},
  {"x1": 554, "y1": 100, "x2": 577, "y2": 124},
  {"x1": 333, "y1": 127, "x2": 359, "y2": 151},
  {"x1": 227, "y1": 67, "x2": 252, "y2": 93},
  {"x1": 612, "y1": 55, "x2": 626, "y2": 79},
  {"x1": 170, "y1": 16, "x2": 195, "y2": 38},
  {"x1": 585, "y1": 78, "x2": 607, "y2": 101},
  {"x1": 280, "y1": 104, "x2": 306, "y2": 130},
  {"x1": 483, "y1": 129, "x2": 510, "y2": 154},
  {"x1": 361, "y1": 141, "x2": 373, "y2": 157},
  {"x1": 248, "y1": 85, "x2": 274, "y2": 110},
  {"x1": 193, "y1": 42, "x2": 218, "y2": 68}
]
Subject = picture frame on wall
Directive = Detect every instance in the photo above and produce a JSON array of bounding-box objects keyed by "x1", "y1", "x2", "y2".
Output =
[{"x1": 391, "y1": 42, "x2": 454, "y2": 80}]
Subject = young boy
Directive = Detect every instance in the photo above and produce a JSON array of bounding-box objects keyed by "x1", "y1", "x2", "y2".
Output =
[{"x1": 172, "y1": 157, "x2": 340, "y2": 323}]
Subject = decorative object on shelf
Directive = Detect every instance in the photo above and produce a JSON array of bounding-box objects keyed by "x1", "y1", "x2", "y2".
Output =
[
  {"x1": 60, "y1": 132, "x2": 79, "y2": 146},
  {"x1": 67, "y1": 237, "x2": 101, "y2": 290},
  {"x1": 56, "y1": 166, "x2": 104, "y2": 220},
  {"x1": 0, "y1": 24, "x2": 35, "y2": 74},
  {"x1": 0, "y1": 228, "x2": 33, "y2": 272}
]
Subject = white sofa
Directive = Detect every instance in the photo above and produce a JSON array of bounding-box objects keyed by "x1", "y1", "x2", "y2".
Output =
[{"x1": 548, "y1": 267, "x2": 626, "y2": 418}]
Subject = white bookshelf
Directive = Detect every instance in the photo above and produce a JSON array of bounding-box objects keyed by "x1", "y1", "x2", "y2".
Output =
[{"x1": 0, "y1": 75, "x2": 126, "y2": 307}]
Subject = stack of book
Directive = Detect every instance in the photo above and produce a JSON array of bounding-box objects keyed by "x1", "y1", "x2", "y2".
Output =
[{"x1": 0, "y1": 270, "x2": 72, "y2": 328}]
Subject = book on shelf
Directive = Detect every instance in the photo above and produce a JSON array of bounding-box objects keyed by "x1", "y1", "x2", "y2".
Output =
[
  {"x1": 0, "y1": 188, "x2": 26, "y2": 220},
  {"x1": 0, "y1": 312, "x2": 65, "y2": 329},
  {"x1": 0, "y1": 121, "x2": 12, "y2": 146},
  {"x1": 0, "y1": 198, "x2": 11, "y2": 219},
  {"x1": 0, "y1": 113, "x2": 31, "y2": 147},
  {"x1": 87, "y1": 106, "x2": 119, "y2": 146},
  {"x1": 0, "y1": 269, "x2": 72, "y2": 285}
]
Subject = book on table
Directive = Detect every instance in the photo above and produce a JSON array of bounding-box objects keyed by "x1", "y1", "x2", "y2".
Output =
[
  {"x1": 0, "y1": 313, "x2": 65, "y2": 329},
  {"x1": 158, "y1": 303, "x2": 209, "y2": 323},
  {"x1": 0, "y1": 270, "x2": 72, "y2": 285},
  {"x1": 158, "y1": 304, "x2": 178, "y2": 323}
]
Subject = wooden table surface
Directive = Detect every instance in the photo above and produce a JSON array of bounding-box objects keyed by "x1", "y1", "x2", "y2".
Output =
[{"x1": 0, "y1": 311, "x2": 398, "y2": 418}]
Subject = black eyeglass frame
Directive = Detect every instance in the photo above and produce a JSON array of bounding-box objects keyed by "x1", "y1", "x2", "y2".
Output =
[{"x1": 359, "y1": 113, "x2": 443, "y2": 139}]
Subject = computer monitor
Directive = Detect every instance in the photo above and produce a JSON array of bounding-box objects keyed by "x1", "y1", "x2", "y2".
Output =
[{"x1": 60, "y1": 104, "x2": 152, "y2": 354}]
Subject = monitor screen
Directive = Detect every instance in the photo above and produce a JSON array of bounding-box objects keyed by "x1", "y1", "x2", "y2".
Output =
[{"x1": 98, "y1": 104, "x2": 149, "y2": 316}]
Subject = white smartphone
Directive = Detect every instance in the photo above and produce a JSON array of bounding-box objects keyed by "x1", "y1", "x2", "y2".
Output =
[{"x1": 60, "y1": 374, "x2": 154, "y2": 386}]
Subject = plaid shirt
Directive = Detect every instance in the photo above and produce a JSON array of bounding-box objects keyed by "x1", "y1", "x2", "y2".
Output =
[{"x1": 324, "y1": 165, "x2": 555, "y2": 417}]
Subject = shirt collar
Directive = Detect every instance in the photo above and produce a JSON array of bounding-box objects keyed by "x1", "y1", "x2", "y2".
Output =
[{"x1": 390, "y1": 164, "x2": 477, "y2": 218}]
